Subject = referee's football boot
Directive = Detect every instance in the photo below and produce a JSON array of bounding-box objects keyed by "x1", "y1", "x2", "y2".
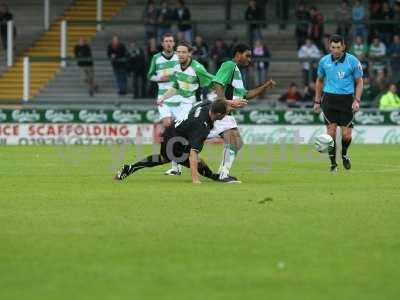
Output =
[
  {"x1": 114, "y1": 164, "x2": 132, "y2": 180},
  {"x1": 342, "y1": 155, "x2": 351, "y2": 170},
  {"x1": 330, "y1": 164, "x2": 338, "y2": 172}
]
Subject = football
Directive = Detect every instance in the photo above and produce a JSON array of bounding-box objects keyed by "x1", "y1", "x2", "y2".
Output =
[{"x1": 315, "y1": 134, "x2": 335, "y2": 153}]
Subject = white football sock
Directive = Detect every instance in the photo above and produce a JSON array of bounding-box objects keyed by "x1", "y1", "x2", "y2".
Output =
[
  {"x1": 171, "y1": 161, "x2": 182, "y2": 172},
  {"x1": 218, "y1": 144, "x2": 238, "y2": 179}
]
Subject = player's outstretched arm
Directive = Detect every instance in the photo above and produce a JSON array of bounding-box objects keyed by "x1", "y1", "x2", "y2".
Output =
[
  {"x1": 189, "y1": 149, "x2": 201, "y2": 184},
  {"x1": 245, "y1": 79, "x2": 277, "y2": 100},
  {"x1": 157, "y1": 87, "x2": 177, "y2": 105}
]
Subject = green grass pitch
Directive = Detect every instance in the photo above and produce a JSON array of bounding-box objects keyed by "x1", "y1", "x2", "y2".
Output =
[{"x1": 1, "y1": 144, "x2": 399, "y2": 300}]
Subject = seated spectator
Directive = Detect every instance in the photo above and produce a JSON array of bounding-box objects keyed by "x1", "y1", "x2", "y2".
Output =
[
  {"x1": 174, "y1": 0, "x2": 192, "y2": 42},
  {"x1": 308, "y1": 6, "x2": 324, "y2": 50},
  {"x1": 279, "y1": 83, "x2": 304, "y2": 107},
  {"x1": 298, "y1": 38, "x2": 321, "y2": 87},
  {"x1": 252, "y1": 39, "x2": 270, "y2": 89},
  {"x1": 107, "y1": 36, "x2": 128, "y2": 95},
  {"x1": 374, "y1": 68, "x2": 390, "y2": 92},
  {"x1": 157, "y1": 0, "x2": 174, "y2": 42},
  {"x1": 211, "y1": 38, "x2": 230, "y2": 70},
  {"x1": 295, "y1": 2, "x2": 310, "y2": 49},
  {"x1": 352, "y1": 0, "x2": 368, "y2": 41},
  {"x1": 388, "y1": 34, "x2": 400, "y2": 82},
  {"x1": 335, "y1": 0, "x2": 352, "y2": 40},
  {"x1": 379, "y1": 83, "x2": 400, "y2": 110},
  {"x1": 128, "y1": 41, "x2": 146, "y2": 99},
  {"x1": 74, "y1": 37, "x2": 97, "y2": 96},
  {"x1": 142, "y1": 0, "x2": 158, "y2": 41},
  {"x1": 245, "y1": 0, "x2": 263, "y2": 45},
  {"x1": 379, "y1": 2, "x2": 394, "y2": 45},
  {"x1": 0, "y1": 3, "x2": 15, "y2": 51},
  {"x1": 303, "y1": 81, "x2": 316, "y2": 102},
  {"x1": 361, "y1": 77, "x2": 379, "y2": 106},
  {"x1": 394, "y1": 1, "x2": 400, "y2": 36},
  {"x1": 350, "y1": 35, "x2": 369, "y2": 73},
  {"x1": 369, "y1": 37, "x2": 387, "y2": 74}
]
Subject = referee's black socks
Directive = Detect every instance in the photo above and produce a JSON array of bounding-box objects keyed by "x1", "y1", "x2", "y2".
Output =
[
  {"x1": 328, "y1": 140, "x2": 337, "y2": 166},
  {"x1": 341, "y1": 138, "x2": 352, "y2": 157}
]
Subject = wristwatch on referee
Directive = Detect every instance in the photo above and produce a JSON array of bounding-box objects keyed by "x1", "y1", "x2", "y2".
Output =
[
  {"x1": 354, "y1": 97, "x2": 361, "y2": 103},
  {"x1": 314, "y1": 98, "x2": 321, "y2": 105}
]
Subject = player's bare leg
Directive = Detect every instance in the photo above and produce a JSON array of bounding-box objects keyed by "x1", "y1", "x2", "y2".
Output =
[
  {"x1": 341, "y1": 126, "x2": 352, "y2": 170},
  {"x1": 218, "y1": 128, "x2": 243, "y2": 182},
  {"x1": 161, "y1": 117, "x2": 182, "y2": 176},
  {"x1": 327, "y1": 123, "x2": 338, "y2": 172}
]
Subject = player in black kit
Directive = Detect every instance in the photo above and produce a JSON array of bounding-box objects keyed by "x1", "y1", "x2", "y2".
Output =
[{"x1": 114, "y1": 100, "x2": 228, "y2": 184}]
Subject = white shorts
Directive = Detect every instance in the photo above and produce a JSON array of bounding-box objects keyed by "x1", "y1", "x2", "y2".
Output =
[
  {"x1": 158, "y1": 102, "x2": 193, "y2": 120},
  {"x1": 208, "y1": 115, "x2": 238, "y2": 139}
]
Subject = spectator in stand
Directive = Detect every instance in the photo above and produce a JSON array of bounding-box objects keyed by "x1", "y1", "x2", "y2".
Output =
[
  {"x1": 279, "y1": 83, "x2": 304, "y2": 107},
  {"x1": 352, "y1": 0, "x2": 368, "y2": 41},
  {"x1": 252, "y1": 39, "x2": 270, "y2": 94},
  {"x1": 298, "y1": 38, "x2": 321, "y2": 87},
  {"x1": 193, "y1": 35, "x2": 209, "y2": 100},
  {"x1": 295, "y1": 2, "x2": 310, "y2": 49},
  {"x1": 308, "y1": 6, "x2": 324, "y2": 50},
  {"x1": 321, "y1": 35, "x2": 331, "y2": 54},
  {"x1": 379, "y1": 83, "x2": 400, "y2": 110},
  {"x1": 0, "y1": 3, "x2": 15, "y2": 52},
  {"x1": 369, "y1": 36, "x2": 387, "y2": 74},
  {"x1": 175, "y1": 31, "x2": 185, "y2": 44},
  {"x1": 374, "y1": 68, "x2": 390, "y2": 92},
  {"x1": 276, "y1": 0, "x2": 289, "y2": 30},
  {"x1": 245, "y1": 0, "x2": 263, "y2": 45},
  {"x1": 379, "y1": 2, "x2": 394, "y2": 45},
  {"x1": 74, "y1": 37, "x2": 97, "y2": 97},
  {"x1": 370, "y1": 0, "x2": 383, "y2": 39},
  {"x1": 157, "y1": 0, "x2": 174, "y2": 42},
  {"x1": 143, "y1": 0, "x2": 158, "y2": 41},
  {"x1": 303, "y1": 81, "x2": 316, "y2": 102},
  {"x1": 388, "y1": 34, "x2": 400, "y2": 82},
  {"x1": 128, "y1": 41, "x2": 147, "y2": 99},
  {"x1": 350, "y1": 35, "x2": 369, "y2": 74},
  {"x1": 335, "y1": 0, "x2": 352, "y2": 40},
  {"x1": 361, "y1": 77, "x2": 379, "y2": 106},
  {"x1": 211, "y1": 38, "x2": 230, "y2": 70},
  {"x1": 147, "y1": 37, "x2": 159, "y2": 97},
  {"x1": 174, "y1": 0, "x2": 192, "y2": 43},
  {"x1": 394, "y1": 1, "x2": 400, "y2": 36},
  {"x1": 107, "y1": 36, "x2": 128, "y2": 95}
]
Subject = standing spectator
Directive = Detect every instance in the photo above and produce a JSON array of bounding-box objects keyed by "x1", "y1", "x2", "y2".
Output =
[
  {"x1": 335, "y1": 0, "x2": 352, "y2": 40},
  {"x1": 298, "y1": 38, "x2": 321, "y2": 87},
  {"x1": 147, "y1": 37, "x2": 159, "y2": 98},
  {"x1": 352, "y1": 0, "x2": 368, "y2": 41},
  {"x1": 276, "y1": 0, "x2": 289, "y2": 30},
  {"x1": 369, "y1": 36, "x2": 387, "y2": 74},
  {"x1": 245, "y1": 0, "x2": 263, "y2": 45},
  {"x1": 0, "y1": 3, "x2": 15, "y2": 52},
  {"x1": 252, "y1": 39, "x2": 270, "y2": 90},
  {"x1": 279, "y1": 83, "x2": 304, "y2": 107},
  {"x1": 350, "y1": 35, "x2": 369, "y2": 74},
  {"x1": 174, "y1": 0, "x2": 192, "y2": 43},
  {"x1": 157, "y1": 0, "x2": 174, "y2": 42},
  {"x1": 379, "y1": 83, "x2": 400, "y2": 110},
  {"x1": 128, "y1": 41, "x2": 147, "y2": 99},
  {"x1": 369, "y1": 0, "x2": 383, "y2": 39},
  {"x1": 74, "y1": 37, "x2": 97, "y2": 96},
  {"x1": 107, "y1": 36, "x2": 128, "y2": 95},
  {"x1": 379, "y1": 2, "x2": 394, "y2": 45},
  {"x1": 308, "y1": 6, "x2": 324, "y2": 50},
  {"x1": 295, "y1": 2, "x2": 310, "y2": 49},
  {"x1": 143, "y1": 0, "x2": 159, "y2": 41},
  {"x1": 388, "y1": 34, "x2": 400, "y2": 82},
  {"x1": 211, "y1": 38, "x2": 230, "y2": 70}
]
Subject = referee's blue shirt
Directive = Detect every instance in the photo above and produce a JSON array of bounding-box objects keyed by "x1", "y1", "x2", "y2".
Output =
[{"x1": 317, "y1": 52, "x2": 363, "y2": 95}]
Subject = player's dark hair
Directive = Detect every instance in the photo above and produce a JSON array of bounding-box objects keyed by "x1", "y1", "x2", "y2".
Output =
[
  {"x1": 329, "y1": 34, "x2": 345, "y2": 45},
  {"x1": 210, "y1": 100, "x2": 228, "y2": 115},
  {"x1": 233, "y1": 43, "x2": 251, "y2": 56},
  {"x1": 162, "y1": 32, "x2": 174, "y2": 42},
  {"x1": 176, "y1": 41, "x2": 193, "y2": 52}
]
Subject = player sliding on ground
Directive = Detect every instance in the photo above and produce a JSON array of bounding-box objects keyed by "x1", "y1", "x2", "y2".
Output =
[{"x1": 114, "y1": 100, "x2": 228, "y2": 184}]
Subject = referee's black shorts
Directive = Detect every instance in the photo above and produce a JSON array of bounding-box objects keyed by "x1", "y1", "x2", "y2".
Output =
[{"x1": 321, "y1": 93, "x2": 354, "y2": 128}]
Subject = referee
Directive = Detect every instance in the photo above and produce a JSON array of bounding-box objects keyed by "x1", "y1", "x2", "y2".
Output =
[{"x1": 314, "y1": 34, "x2": 363, "y2": 172}]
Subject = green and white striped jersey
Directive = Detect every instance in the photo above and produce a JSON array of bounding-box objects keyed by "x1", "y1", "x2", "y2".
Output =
[
  {"x1": 213, "y1": 60, "x2": 247, "y2": 99},
  {"x1": 172, "y1": 59, "x2": 215, "y2": 103},
  {"x1": 147, "y1": 52, "x2": 179, "y2": 103}
]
